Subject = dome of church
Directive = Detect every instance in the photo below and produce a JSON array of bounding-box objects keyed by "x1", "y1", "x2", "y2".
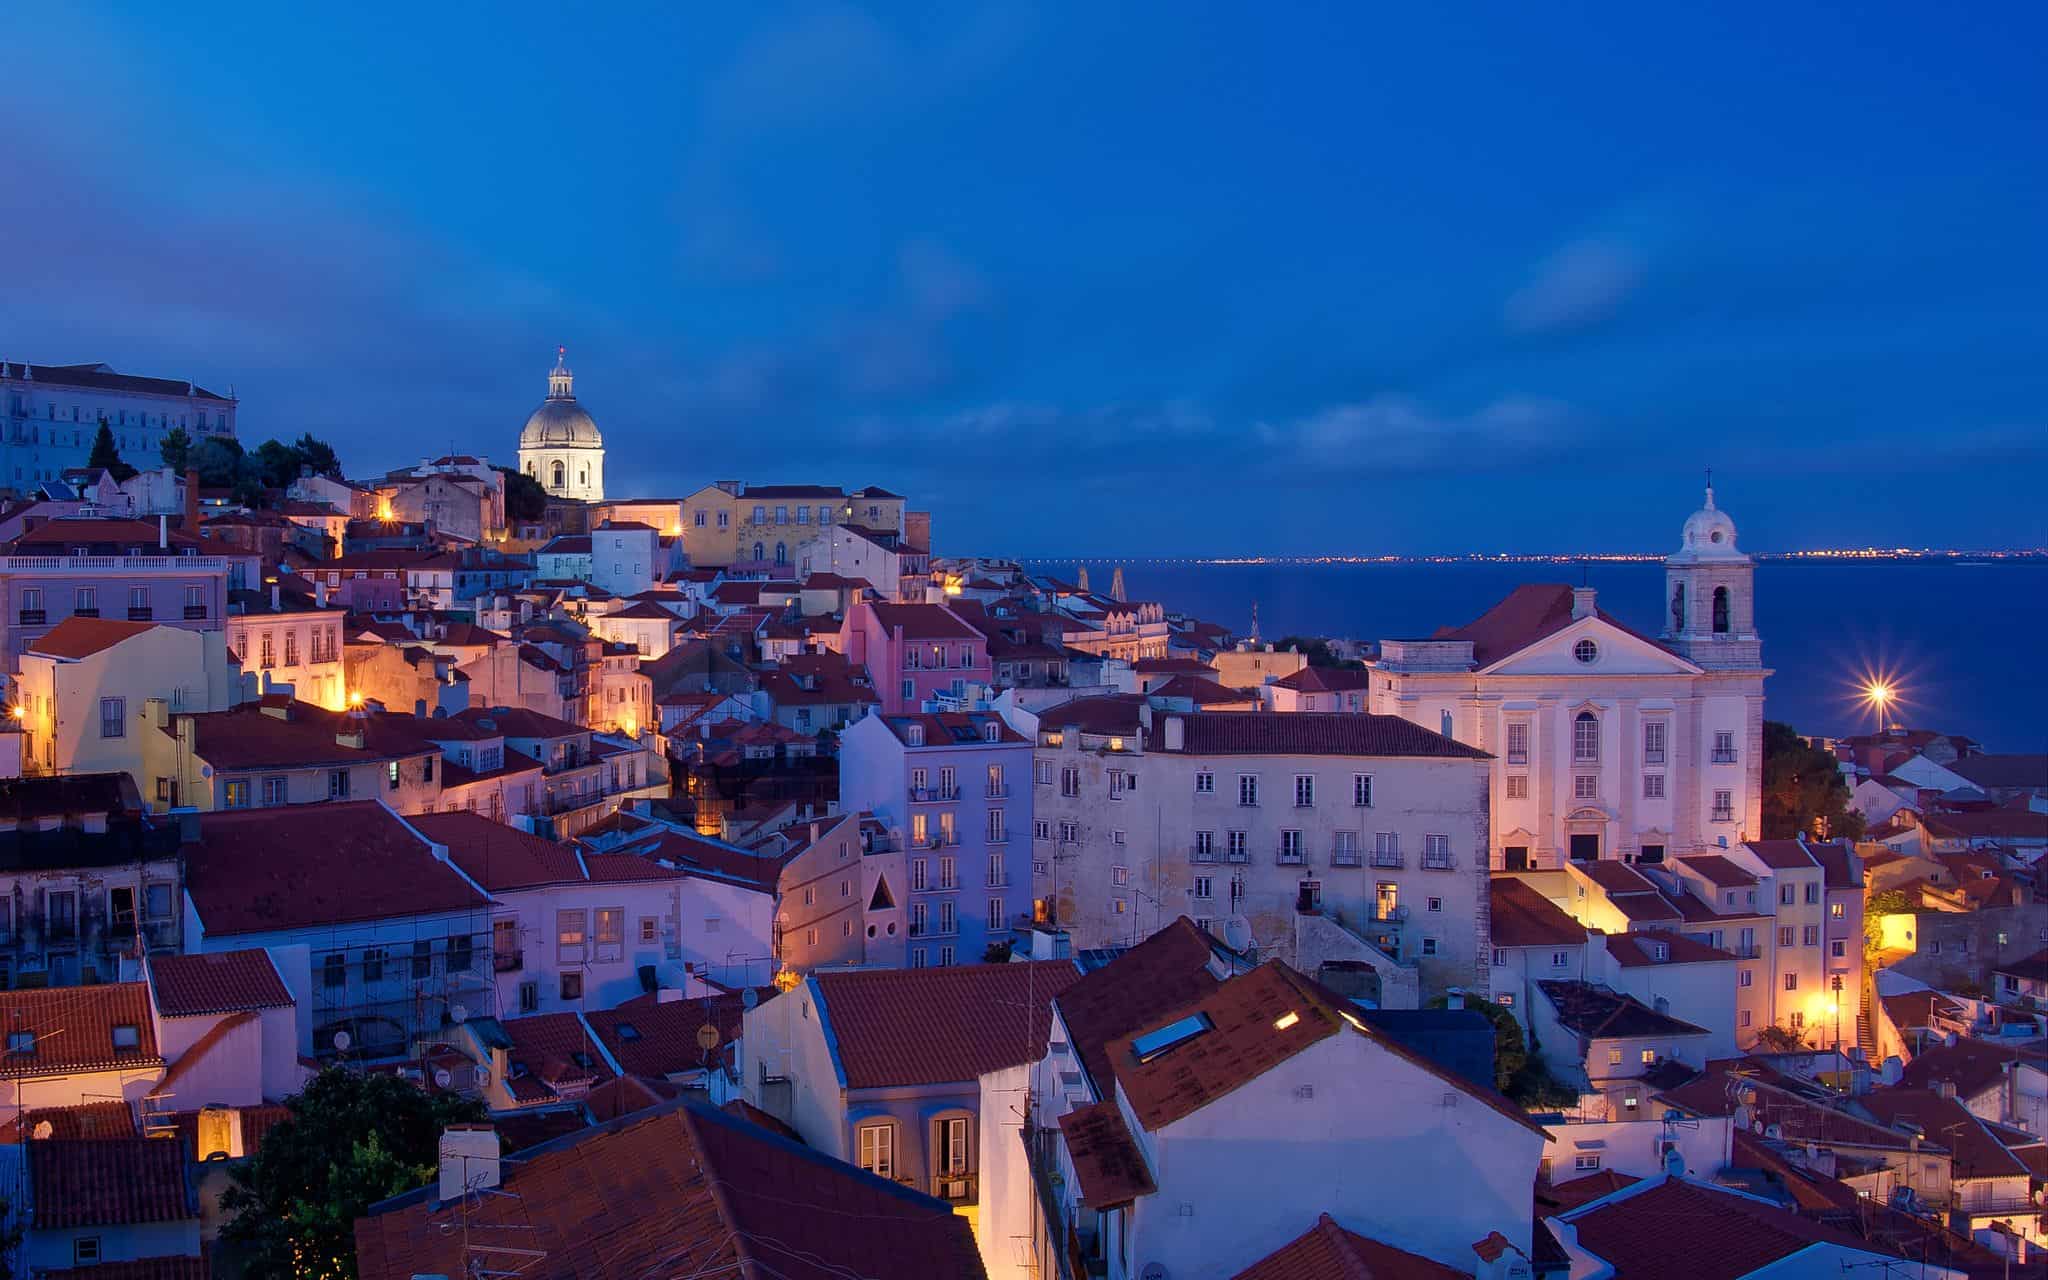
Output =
[
  {"x1": 1674, "y1": 484, "x2": 1742, "y2": 562},
  {"x1": 519, "y1": 348, "x2": 603, "y2": 449}
]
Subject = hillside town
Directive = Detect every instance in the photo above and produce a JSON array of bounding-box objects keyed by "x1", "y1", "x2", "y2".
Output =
[{"x1": 0, "y1": 352, "x2": 2044, "y2": 1280}]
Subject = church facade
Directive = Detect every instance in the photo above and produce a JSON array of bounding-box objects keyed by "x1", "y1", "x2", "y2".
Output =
[
  {"x1": 1370, "y1": 486, "x2": 1767, "y2": 869},
  {"x1": 518, "y1": 348, "x2": 605, "y2": 502}
]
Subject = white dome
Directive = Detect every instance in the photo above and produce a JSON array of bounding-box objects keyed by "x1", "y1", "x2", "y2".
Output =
[
  {"x1": 519, "y1": 347, "x2": 603, "y2": 449},
  {"x1": 1673, "y1": 485, "x2": 1743, "y2": 562}
]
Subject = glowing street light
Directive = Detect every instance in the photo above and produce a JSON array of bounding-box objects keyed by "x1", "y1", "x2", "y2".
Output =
[{"x1": 1863, "y1": 679, "x2": 1895, "y2": 732}]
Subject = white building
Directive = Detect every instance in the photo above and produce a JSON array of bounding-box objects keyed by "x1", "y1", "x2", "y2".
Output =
[
  {"x1": 517, "y1": 348, "x2": 604, "y2": 502},
  {"x1": 1371, "y1": 485, "x2": 1767, "y2": 870},
  {"x1": 1, "y1": 360, "x2": 238, "y2": 491},
  {"x1": 588, "y1": 520, "x2": 660, "y2": 598}
]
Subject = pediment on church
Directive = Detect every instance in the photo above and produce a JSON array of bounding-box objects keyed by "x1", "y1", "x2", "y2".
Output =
[{"x1": 1481, "y1": 615, "x2": 1702, "y2": 678}]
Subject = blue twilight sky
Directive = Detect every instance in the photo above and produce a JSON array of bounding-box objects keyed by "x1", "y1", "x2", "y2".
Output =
[{"x1": 3, "y1": 3, "x2": 2044, "y2": 556}]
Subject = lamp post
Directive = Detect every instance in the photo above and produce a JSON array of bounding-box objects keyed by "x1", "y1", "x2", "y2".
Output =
[{"x1": 1863, "y1": 680, "x2": 1894, "y2": 734}]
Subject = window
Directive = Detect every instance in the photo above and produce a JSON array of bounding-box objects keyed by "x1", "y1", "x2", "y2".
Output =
[
  {"x1": 1574, "y1": 639, "x2": 1599, "y2": 664},
  {"x1": 1641, "y1": 1049, "x2": 1658, "y2": 1065},
  {"x1": 595, "y1": 909, "x2": 624, "y2": 962},
  {"x1": 1572, "y1": 712, "x2": 1599, "y2": 762},
  {"x1": 1294, "y1": 775, "x2": 1314, "y2": 807},
  {"x1": 911, "y1": 858, "x2": 928, "y2": 891},
  {"x1": 1427, "y1": 896, "x2": 1443, "y2": 913},
  {"x1": 1785, "y1": 973, "x2": 1798, "y2": 992},
  {"x1": 1739, "y1": 969, "x2": 1753, "y2": 987},
  {"x1": 411, "y1": 940, "x2": 433, "y2": 978},
  {"x1": 1194, "y1": 876, "x2": 1214, "y2": 900},
  {"x1": 259, "y1": 631, "x2": 275, "y2": 668},
  {"x1": 1552, "y1": 950, "x2": 1571, "y2": 969},
  {"x1": 1573, "y1": 774, "x2": 1599, "y2": 801},
  {"x1": 1830, "y1": 901, "x2": 1845, "y2": 919},
  {"x1": 1831, "y1": 939, "x2": 1847, "y2": 958},
  {"x1": 1332, "y1": 830, "x2": 1360, "y2": 865},
  {"x1": 987, "y1": 896, "x2": 1004, "y2": 926},
  {"x1": 1353, "y1": 774, "x2": 1373, "y2": 807},
  {"x1": 1421, "y1": 936, "x2": 1438, "y2": 956},
  {"x1": 1802, "y1": 925, "x2": 1820, "y2": 946},
  {"x1": 561, "y1": 972, "x2": 583, "y2": 1001},
  {"x1": 1505, "y1": 774, "x2": 1528, "y2": 800},
  {"x1": 858, "y1": 1124, "x2": 895, "y2": 1178},
  {"x1": 1279, "y1": 830, "x2": 1303, "y2": 863},
  {"x1": 939, "y1": 901, "x2": 956, "y2": 934},
  {"x1": 1035, "y1": 760, "x2": 1053, "y2": 786},
  {"x1": 1373, "y1": 831, "x2": 1401, "y2": 868},
  {"x1": 284, "y1": 631, "x2": 299, "y2": 667},
  {"x1": 1804, "y1": 883, "x2": 1819, "y2": 905},
  {"x1": 74, "y1": 586, "x2": 97, "y2": 616},
  {"x1": 1059, "y1": 821, "x2": 1079, "y2": 843},
  {"x1": 1505, "y1": 722, "x2": 1529, "y2": 764},
  {"x1": 73, "y1": 1238, "x2": 101, "y2": 1266},
  {"x1": 901, "y1": 679, "x2": 915, "y2": 702},
  {"x1": 1108, "y1": 769, "x2": 1128, "y2": 799},
  {"x1": 1195, "y1": 770, "x2": 1215, "y2": 795},
  {"x1": 322, "y1": 953, "x2": 346, "y2": 988},
  {"x1": 1607, "y1": 1047, "x2": 1623, "y2": 1066},
  {"x1": 1713, "y1": 730, "x2": 1737, "y2": 764},
  {"x1": 1642, "y1": 773, "x2": 1665, "y2": 799},
  {"x1": 1712, "y1": 790, "x2": 1734, "y2": 822},
  {"x1": 98, "y1": 697, "x2": 125, "y2": 739},
  {"x1": 362, "y1": 947, "x2": 386, "y2": 982},
  {"x1": 387, "y1": 760, "x2": 401, "y2": 790},
  {"x1": 329, "y1": 769, "x2": 350, "y2": 800},
  {"x1": 1228, "y1": 831, "x2": 1248, "y2": 861},
  {"x1": 1238, "y1": 774, "x2": 1258, "y2": 806},
  {"x1": 1492, "y1": 948, "x2": 1507, "y2": 967},
  {"x1": 1778, "y1": 926, "x2": 1795, "y2": 946},
  {"x1": 939, "y1": 856, "x2": 957, "y2": 890},
  {"x1": 1740, "y1": 1009, "x2": 1752, "y2": 1028},
  {"x1": 1575, "y1": 1154, "x2": 1602, "y2": 1172},
  {"x1": 261, "y1": 775, "x2": 288, "y2": 806},
  {"x1": 1788, "y1": 1010, "x2": 1804, "y2": 1029},
  {"x1": 224, "y1": 778, "x2": 252, "y2": 808},
  {"x1": 558, "y1": 909, "x2": 587, "y2": 962},
  {"x1": 1060, "y1": 766, "x2": 1079, "y2": 798},
  {"x1": 1643, "y1": 720, "x2": 1667, "y2": 765}
]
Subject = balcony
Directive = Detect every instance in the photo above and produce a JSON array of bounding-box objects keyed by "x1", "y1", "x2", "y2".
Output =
[
  {"x1": 1331, "y1": 847, "x2": 1363, "y2": 868},
  {"x1": 1276, "y1": 846, "x2": 1305, "y2": 866},
  {"x1": 493, "y1": 949, "x2": 523, "y2": 973},
  {"x1": 1712, "y1": 808, "x2": 1736, "y2": 823},
  {"x1": 911, "y1": 833, "x2": 953, "y2": 850},
  {"x1": 1729, "y1": 944, "x2": 1763, "y2": 959},
  {"x1": 985, "y1": 784, "x2": 1010, "y2": 799},
  {"x1": 1711, "y1": 750, "x2": 1738, "y2": 765},
  {"x1": 1644, "y1": 750, "x2": 1666, "y2": 766},
  {"x1": 73, "y1": 608, "x2": 99, "y2": 619},
  {"x1": 16, "y1": 610, "x2": 43, "y2": 625},
  {"x1": 1372, "y1": 904, "x2": 1409, "y2": 925},
  {"x1": 1225, "y1": 848, "x2": 1249, "y2": 864},
  {"x1": 127, "y1": 607, "x2": 153, "y2": 621},
  {"x1": 183, "y1": 604, "x2": 209, "y2": 620},
  {"x1": 907, "y1": 786, "x2": 960, "y2": 803},
  {"x1": 1371, "y1": 850, "x2": 1404, "y2": 869},
  {"x1": 1190, "y1": 844, "x2": 1218, "y2": 864},
  {"x1": 1421, "y1": 851, "x2": 1456, "y2": 871},
  {"x1": 986, "y1": 830, "x2": 1010, "y2": 844},
  {"x1": 933, "y1": 1171, "x2": 978, "y2": 1206}
]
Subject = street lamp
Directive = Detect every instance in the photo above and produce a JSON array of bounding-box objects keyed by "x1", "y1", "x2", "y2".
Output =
[
  {"x1": 1862, "y1": 680, "x2": 1894, "y2": 733},
  {"x1": 1831, "y1": 973, "x2": 1844, "y2": 1054}
]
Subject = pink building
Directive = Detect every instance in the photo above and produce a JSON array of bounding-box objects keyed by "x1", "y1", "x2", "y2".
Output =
[
  {"x1": 840, "y1": 602, "x2": 990, "y2": 714},
  {"x1": 0, "y1": 519, "x2": 230, "y2": 666}
]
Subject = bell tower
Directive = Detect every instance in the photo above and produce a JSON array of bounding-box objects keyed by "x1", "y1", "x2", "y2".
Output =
[{"x1": 1661, "y1": 477, "x2": 1760, "y2": 670}]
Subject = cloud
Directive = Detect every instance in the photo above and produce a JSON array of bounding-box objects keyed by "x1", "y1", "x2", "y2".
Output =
[
  {"x1": 1503, "y1": 238, "x2": 1646, "y2": 335},
  {"x1": 1258, "y1": 395, "x2": 1581, "y2": 471}
]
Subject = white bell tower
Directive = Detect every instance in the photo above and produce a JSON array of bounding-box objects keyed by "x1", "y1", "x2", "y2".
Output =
[{"x1": 1661, "y1": 476, "x2": 1760, "y2": 670}]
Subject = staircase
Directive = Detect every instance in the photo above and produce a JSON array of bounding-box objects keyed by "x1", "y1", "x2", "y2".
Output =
[{"x1": 1857, "y1": 977, "x2": 1879, "y2": 1062}]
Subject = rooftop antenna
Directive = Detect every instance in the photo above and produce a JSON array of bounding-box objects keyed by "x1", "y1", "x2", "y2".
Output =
[{"x1": 1249, "y1": 600, "x2": 1260, "y2": 642}]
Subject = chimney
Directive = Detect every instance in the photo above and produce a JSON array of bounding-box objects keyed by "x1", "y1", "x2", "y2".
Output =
[
  {"x1": 438, "y1": 1126, "x2": 501, "y2": 1203},
  {"x1": 1572, "y1": 586, "x2": 1597, "y2": 620},
  {"x1": 184, "y1": 468, "x2": 200, "y2": 530},
  {"x1": 158, "y1": 514, "x2": 168, "y2": 550},
  {"x1": 1585, "y1": 929, "x2": 1608, "y2": 975}
]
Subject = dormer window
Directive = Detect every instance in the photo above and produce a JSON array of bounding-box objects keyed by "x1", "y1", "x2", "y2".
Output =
[
  {"x1": 6, "y1": 1031, "x2": 34, "y2": 1055},
  {"x1": 111, "y1": 1024, "x2": 141, "y2": 1051},
  {"x1": 983, "y1": 724, "x2": 999, "y2": 743},
  {"x1": 906, "y1": 724, "x2": 925, "y2": 747}
]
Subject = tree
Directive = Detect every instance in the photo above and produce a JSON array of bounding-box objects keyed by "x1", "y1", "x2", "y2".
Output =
[
  {"x1": 86, "y1": 418, "x2": 138, "y2": 482},
  {"x1": 1761, "y1": 721, "x2": 1864, "y2": 841},
  {"x1": 1273, "y1": 635, "x2": 1365, "y2": 670},
  {"x1": 294, "y1": 432, "x2": 343, "y2": 479},
  {"x1": 495, "y1": 465, "x2": 548, "y2": 522},
  {"x1": 1752, "y1": 1023, "x2": 1808, "y2": 1052},
  {"x1": 251, "y1": 438, "x2": 306, "y2": 490},
  {"x1": 159, "y1": 425, "x2": 194, "y2": 473},
  {"x1": 1429, "y1": 993, "x2": 1527, "y2": 1095},
  {"x1": 192, "y1": 437, "x2": 265, "y2": 508},
  {"x1": 220, "y1": 1067, "x2": 485, "y2": 1279}
]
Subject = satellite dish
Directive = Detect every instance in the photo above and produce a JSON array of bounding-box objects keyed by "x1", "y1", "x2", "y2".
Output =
[
  {"x1": 331, "y1": 1029, "x2": 352, "y2": 1052},
  {"x1": 200, "y1": 765, "x2": 214, "y2": 779},
  {"x1": 450, "y1": 1003, "x2": 469, "y2": 1024},
  {"x1": 741, "y1": 988, "x2": 760, "y2": 1010},
  {"x1": 1141, "y1": 1264, "x2": 1169, "y2": 1280},
  {"x1": 1222, "y1": 916, "x2": 1253, "y2": 952},
  {"x1": 433, "y1": 1068, "x2": 453, "y2": 1089},
  {"x1": 696, "y1": 1023, "x2": 722, "y2": 1052}
]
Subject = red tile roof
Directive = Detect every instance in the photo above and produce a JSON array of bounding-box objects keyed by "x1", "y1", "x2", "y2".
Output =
[
  {"x1": 35, "y1": 1258, "x2": 209, "y2": 1280},
  {"x1": 353, "y1": 1102, "x2": 988, "y2": 1280},
  {"x1": 173, "y1": 702, "x2": 423, "y2": 770},
  {"x1": 1432, "y1": 582, "x2": 1684, "y2": 669},
  {"x1": 148, "y1": 949, "x2": 293, "y2": 1017},
  {"x1": 588, "y1": 989, "x2": 775, "y2": 1079},
  {"x1": 1148, "y1": 674, "x2": 1253, "y2": 705},
  {"x1": 413, "y1": 811, "x2": 676, "y2": 890},
  {"x1": 1857, "y1": 1089, "x2": 2028, "y2": 1179},
  {"x1": 866, "y1": 601, "x2": 982, "y2": 640},
  {"x1": 1537, "y1": 980, "x2": 1709, "y2": 1040},
  {"x1": 1057, "y1": 1101, "x2": 1156, "y2": 1209},
  {"x1": 25, "y1": 617, "x2": 162, "y2": 659},
  {"x1": 1604, "y1": 892, "x2": 1682, "y2": 924},
  {"x1": 1055, "y1": 918, "x2": 1229, "y2": 1097},
  {"x1": 880, "y1": 711, "x2": 1029, "y2": 747},
  {"x1": 1148, "y1": 712, "x2": 1488, "y2": 759},
  {"x1": 1897, "y1": 1037, "x2": 2048, "y2": 1100},
  {"x1": 1037, "y1": 694, "x2": 1146, "y2": 736},
  {"x1": 183, "y1": 802, "x2": 490, "y2": 935},
  {"x1": 1676, "y1": 854, "x2": 1757, "y2": 888},
  {"x1": 1603, "y1": 930, "x2": 1736, "y2": 967},
  {"x1": 1742, "y1": 839, "x2": 1821, "y2": 871},
  {"x1": 30, "y1": 1138, "x2": 194, "y2": 1228},
  {"x1": 1577, "y1": 861, "x2": 1659, "y2": 894},
  {"x1": 809, "y1": 960, "x2": 1083, "y2": 1089},
  {"x1": 451, "y1": 706, "x2": 586, "y2": 740},
  {"x1": 0, "y1": 1100, "x2": 139, "y2": 1143},
  {"x1": 1228, "y1": 1213, "x2": 1468, "y2": 1280},
  {"x1": 501, "y1": 1012, "x2": 616, "y2": 1100},
  {"x1": 1489, "y1": 879, "x2": 1588, "y2": 949},
  {"x1": 1109, "y1": 961, "x2": 1545, "y2": 1136},
  {"x1": 1560, "y1": 1176, "x2": 1902, "y2": 1279},
  {"x1": 611, "y1": 828, "x2": 786, "y2": 893},
  {"x1": 0, "y1": 983, "x2": 162, "y2": 1080},
  {"x1": 1267, "y1": 666, "x2": 1374, "y2": 693}
]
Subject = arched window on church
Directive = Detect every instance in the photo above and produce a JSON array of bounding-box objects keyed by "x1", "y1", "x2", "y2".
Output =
[
  {"x1": 752, "y1": 542, "x2": 764, "y2": 563},
  {"x1": 774, "y1": 542, "x2": 788, "y2": 566},
  {"x1": 1712, "y1": 586, "x2": 1730, "y2": 634},
  {"x1": 580, "y1": 467, "x2": 589, "y2": 487},
  {"x1": 551, "y1": 460, "x2": 565, "y2": 490},
  {"x1": 1573, "y1": 711, "x2": 1600, "y2": 763},
  {"x1": 1671, "y1": 581, "x2": 1686, "y2": 633}
]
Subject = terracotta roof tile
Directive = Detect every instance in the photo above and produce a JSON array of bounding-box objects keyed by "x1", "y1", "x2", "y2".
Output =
[
  {"x1": 1489, "y1": 879, "x2": 1589, "y2": 949},
  {"x1": 30, "y1": 1138, "x2": 194, "y2": 1228},
  {"x1": 183, "y1": 802, "x2": 489, "y2": 935},
  {"x1": 611, "y1": 829, "x2": 785, "y2": 893},
  {"x1": 1147, "y1": 674, "x2": 1253, "y2": 705},
  {"x1": 589, "y1": 989, "x2": 773, "y2": 1079},
  {"x1": 25, "y1": 617, "x2": 162, "y2": 659},
  {"x1": 809, "y1": 960, "x2": 1083, "y2": 1090},
  {"x1": 0, "y1": 1100, "x2": 139, "y2": 1143},
  {"x1": 353, "y1": 1102, "x2": 988, "y2": 1280},
  {"x1": 1432, "y1": 582, "x2": 1685, "y2": 669},
  {"x1": 1057, "y1": 1101, "x2": 1156, "y2": 1209},
  {"x1": 1229, "y1": 1213, "x2": 1468, "y2": 1280},
  {"x1": 1560, "y1": 1177, "x2": 1905, "y2": 1279},
  {"x1": 35, "y1": 1257, "x2": 209, "y2": 1280},
  {"x1": 1536, "y1": 980, "x2": 1710, "y2": 1039},
  {"x1": 148, "y1": 948, "x2": 293, "y2": 1017},
  {"x1": 1676, "y1": 854, "x2": 1757, "y2": 888},
  {"x1": 865, "y1": 601, "x2": 981, "y2": 640},
  {"x1": 1603, "y1": 930, "x2": 1736, "y2": 967},
  {"x1": 1897, "y1": 1037, "x2": 2048, "y2": 1100},
  {"x1": 1267, "y1": 666, "x2": 1374, "y2": 693},
  {"x1": 1577, "y1": 862, "x2": 1659, "y2": 894},
  {"x1": 1148, "y1": 712, "x2": 1488, "y2": 759},
  {"x1": 0, "y1": 983, "x2": 161, "y2": 1080},
  {"x1": 1054, "y1": 918, "x2": 1228, "y2": 1097},
  {"x1": 1742, "y1": 839, "x2": 1821, "y2": 871}
]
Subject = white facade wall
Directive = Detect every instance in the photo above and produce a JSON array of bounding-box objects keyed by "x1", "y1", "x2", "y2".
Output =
[
  {"x1": 490, "y1": 878, "x2": 693, "y2": 1018},
  {"x1": 1114, "y1": 1032, "x2": 1542, "y2": 1280},
  {"x1": 743, "y1": 980, "x2": 851, "y2": 1161},
  {"x1": 1541, "y1": 1114, "x2": 1734, "y2": 1184},
  {"x1": 590, "y1": 526, "x2": 659, "y2": 598}
]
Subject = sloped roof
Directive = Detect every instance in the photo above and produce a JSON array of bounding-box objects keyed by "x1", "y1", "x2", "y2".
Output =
[
  {"x1": 1148, "y1": 712, "x2": 1488, "y2": 760},
  {"x1": 0, "y1": 983, "x2": 162, "y2": 1080},
  {"x1": 353, "y1": 1102, "x2": 989, "y2": 1280},
  {"x1": 1742, "y1": 839, "x2": 1820, "y2": 871},
  {"x1": 588, "y1": 989, "x2": 775, "y2": 1080},
  {"x1": 1228, "y1": 1213, "x2": 1468, "y2": 1280},
  {"x1": 1267, "y1": 666, "x2": 1374, "y2": 693},
  {"x1": 865, "y1": 601, "x2": 980, "y2": 640},
  {"x1": 1897, "y1": 1037, "x2": 2048, "y2": 1099},
  {"x1": 1057, "y1": 1102, "x2": 1156, "y2": 1210},
  {"x1": 31, "y1": 1138, "x2": 194, "y2": 1229},
  {"x1": 1054, "y1": 917, "x2": 1228, "y2": 1097},
  {"x1": 1676, "y1": 854, "x2": 1757, "y2": 888},
  {"x1": 1536, "y1": 980, "x2": 1709, "y2": 1040},
  {"x1": 1488, "y1": 878, "x2": 1587, "y2": 949},
  {"x1": 25, "y1": 617, "x2": 162, "y2": 660},
  {"x1": 1856, "y1": 1089, "x2": 2028, "y2": 1179},
  {"x1": 1603, "y1": 931, "x2": 1736, "y2": 967},
  {"x1": 1560, "y1": 1177, "x2": 1900, "y2": 1280},
  {"x1": 148, "y1": 949, "x2": 293, "y2": 1017},
  {"x1": 5, "y1": 360, "x2": 230, "y2": 400},
  {"x1": 1431, "y1": 583, "x2": 1683, "y2": 669},
  {"x1": 1946, "y1": 755, "x2": 2048, "y2": 790},
  {"x1": 415, "y1": 811, "x2": 681, "y2": 891},
  {"x1": 809, "y1": 960, "x2": 1083, "y2": 1089},
  {"x1": 611, "y1": 829, "x2": 785, "y2": 893},
  {"x1": 183, "y1": 802, "x2": 490, "y2": 935}
]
